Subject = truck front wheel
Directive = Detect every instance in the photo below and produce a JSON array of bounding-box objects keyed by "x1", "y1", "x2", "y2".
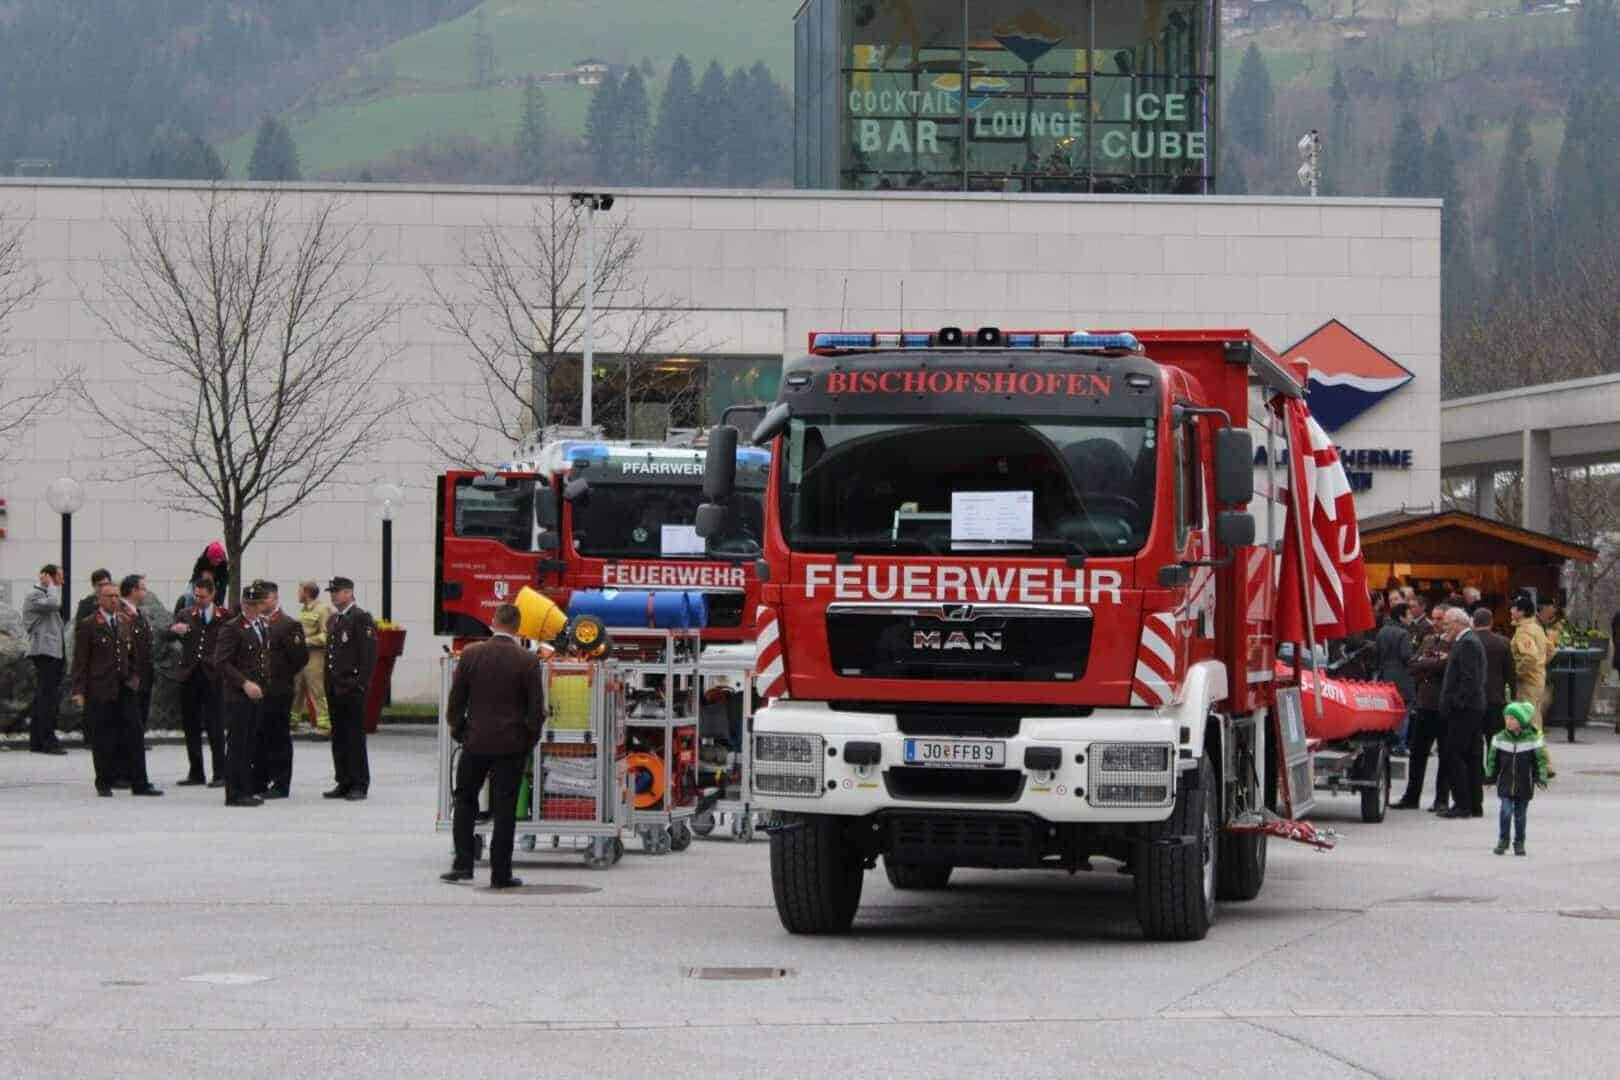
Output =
[
  {"x1": 1216, "y1": 830, "x2": 1267, "y2": 901},
  {"x1": 883, "y1": 857, "x2": 952, "y2": 890},
  {"x1": 770, "y1": 813, "x2": 865, "y2": 934},
  {"x1": 1134, "y1": 754, "x2": 1217, "y2": 941}
]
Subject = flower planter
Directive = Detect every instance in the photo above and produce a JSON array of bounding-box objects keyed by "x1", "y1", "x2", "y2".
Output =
[{"x1": 364, "y1": 627, "x2": 408, "y2": 734}]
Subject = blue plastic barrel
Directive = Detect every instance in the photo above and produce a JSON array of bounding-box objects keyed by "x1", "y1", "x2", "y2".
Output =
[{"x1": 567, "y1": 590, "x2": 709, "y2": 630}]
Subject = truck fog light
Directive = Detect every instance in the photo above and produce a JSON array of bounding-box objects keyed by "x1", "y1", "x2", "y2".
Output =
[{"x1": 754, "y1": 734, "x2": 825, "y2": 798}]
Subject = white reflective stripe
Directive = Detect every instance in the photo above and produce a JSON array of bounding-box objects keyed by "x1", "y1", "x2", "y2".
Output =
[
  {"x1": 1141, "y1": 625, "x2": 1176, "y2": 670},
  {"x1": 757, "y1": 656, "x2": 784, "y2": 684},
  {"x1": 1133, "y1": 661, "x2": 1170, "y2": 704},
  {"x1": 1129, "y1": 690, "x2": 1151, "y2": 707},
  {"x1": 1492, "y1": 735, "x2": 1544, "y2": 752},
  {"x1": 754, "y1": 616, "x2": 779, "y2": 652}
]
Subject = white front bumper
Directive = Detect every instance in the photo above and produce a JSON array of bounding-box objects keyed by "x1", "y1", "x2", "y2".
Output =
[{"x1": 752, "y1": 700, "x2": 1191, "y2": 824}]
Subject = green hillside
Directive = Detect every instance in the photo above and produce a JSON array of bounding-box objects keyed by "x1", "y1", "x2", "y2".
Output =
[{"x1": 228, "y1": 0, "x2": 799, "y2": 176}]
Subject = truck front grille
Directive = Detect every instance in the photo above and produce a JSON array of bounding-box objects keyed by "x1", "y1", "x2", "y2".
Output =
[
  {"x1": 884, "y1": 767, "x2": 1024, "y2": 803},
  {"x1": 883, "y1": 811, "x2": 1041, "y2": 867}
]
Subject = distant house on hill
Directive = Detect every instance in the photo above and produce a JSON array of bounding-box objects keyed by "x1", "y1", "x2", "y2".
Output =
[
  {"x1": 573, "y1": 59, "x2": 610, "y2": 86},
  {"x1": 1248, "y1": 0, "x2": 1312, "y2": 26},
  {"x1": 1222, "y1": 0, "x2": 1254, "y2": 24}
]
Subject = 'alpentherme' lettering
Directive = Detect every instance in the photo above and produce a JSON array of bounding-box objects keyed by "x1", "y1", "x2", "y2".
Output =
[
  {"x1": 825, "y1": 369, "x2": 1111, "y2": 398},
  {"x1": 804, "y1": 564, "x2": 1121, "y2": 604}
]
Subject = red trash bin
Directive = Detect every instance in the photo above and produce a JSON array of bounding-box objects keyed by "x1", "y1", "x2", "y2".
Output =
[{"x1": 364, "y1": 626, "x2": 408, "y2": 734}]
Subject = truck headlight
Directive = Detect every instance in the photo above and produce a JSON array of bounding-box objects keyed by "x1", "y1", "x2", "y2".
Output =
[
  {"x1": 1088, "y1": 742, "x2": 1175, "y2": 808},
  {"x1": 753, "y1": 733, "x2": 824, "y2": 798}
]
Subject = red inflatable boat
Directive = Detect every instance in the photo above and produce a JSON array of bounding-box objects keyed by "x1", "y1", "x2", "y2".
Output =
[{"x1": 1277, "y1": 663, "x2": 1407, "y2": 741}]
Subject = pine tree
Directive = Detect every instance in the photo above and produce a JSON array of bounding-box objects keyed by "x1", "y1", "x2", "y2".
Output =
[
  {"x1": 721, "y1": 67, "x2": 754, "y2": 186},
  {"x1": 651, "y1": 55, "x2": 697, "y2": 185},
  {"x1": 515, "y1": 77, "x2": 548, "y2": 184},
  {"x1": 748, "y1": 62, "x2": 792, "y2": 187},
  {"x1": 1394, "y1": 62, "x2": 1420, "y2": 110},
  {"x1": 616, "y1": 67, "x2": 651, "y2": 184},
  {"x1": 247, "y1": 117, "x2": 302, "y2": 182},
  {"x1": 146, "y1": 129, "x2": 226, "y2": 181},
  {"x1": 584, "y1": 71, "x2": 622, "y2": 182},
  {"x1": 1219, "y1": 150, "x2": 1248, "y2": 195},
  {"x1": 1226, "y1": 44, "x2": 1273, "y2": 158},
  {"x1": 470, "y1": 7, "x2": 496, "y2": 88},
  {"x1": 1325, "y1": 66, "x2": 1352, "y2": 196},
  {"x1": 1423, "y1": 127, "x2": 1474, "y2": 328},
  {"x1": 1385, "y1": 108, "x2": 1426, "y2": 197},
  {"x1": 1490, "y1": 109, "x2": 1538, "y2": 299},
  {"x1": 692, "y1": 60, "x2": 730, "y2": 185}
]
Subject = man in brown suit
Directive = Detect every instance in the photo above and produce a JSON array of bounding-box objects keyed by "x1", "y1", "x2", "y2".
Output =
[
  {"x1": 213, "y1": 585, "x2": 270, "y2": 807},
  {"x1": 323, "y1": 576, "x2": 378, "y2": 801},
  {"x1": 252, "y1": 581, "x2": 309, "y2": 799},
  {"x1": 72, "y1": 581, "x2": 160, "y2": 797},
  {"x1": 441, "y1": 603, "x2": 544, "y2": 889},
  {"x1": 168, "y1": 576, "x2": 231, "y2": 787},
  {"x1": 119, "y1": 574, "x2": 156, "y2": 744}
]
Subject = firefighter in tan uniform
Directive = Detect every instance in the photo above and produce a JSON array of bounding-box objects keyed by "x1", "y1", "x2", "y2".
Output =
[{"x1": 1510, "y1": 596, "x2": 1554, "y2": 775}]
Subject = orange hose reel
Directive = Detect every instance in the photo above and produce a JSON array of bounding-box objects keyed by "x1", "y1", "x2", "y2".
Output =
[{"x1": 628, "y1": 751, "x2": 666, "y2": 809}]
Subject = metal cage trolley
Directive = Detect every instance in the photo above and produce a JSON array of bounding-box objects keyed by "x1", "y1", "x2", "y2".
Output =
[
  {"x1": 436, "y1": 652, "x2": 632, "y2": 870},
  {"x1": 690, "y1": 643, "x2": 763, "y2": 841},
  {"x1": 613, "y1": 629, "x2": 704, "y2": 854}
]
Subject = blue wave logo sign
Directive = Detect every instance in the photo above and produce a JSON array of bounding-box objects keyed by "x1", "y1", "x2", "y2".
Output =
[{"x1": 1282, "y1": 319, "x2": 1414, "y2": 432}]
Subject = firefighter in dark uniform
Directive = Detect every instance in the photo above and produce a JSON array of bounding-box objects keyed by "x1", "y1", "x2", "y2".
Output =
[
  {"x1": 119, "y1": 574, "x2": 156, "y2": 747},
  {"x1": 252, "y1": 581, "x2": 308, "y2": 799},
  {"x1": 213, "y1": 584, "x2": 270, "y2": 807},
  {"x1": 323, "y1": 576, "x2": 378, "y2": 801},
  {"x1": 71, "y1": 580, "x2": 161, "y2": 797},
  {"x1": 168, "y1": 576, "x2": 232, "y2": 787}
]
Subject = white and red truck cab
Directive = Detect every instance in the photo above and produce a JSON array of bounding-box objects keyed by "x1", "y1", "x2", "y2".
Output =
[
  {"x1": 697, "y1": 326, "x2": 1363, "y2": 940},
  {"x1": 434, "y1": 429, "x2": 770, "y2": 642}
]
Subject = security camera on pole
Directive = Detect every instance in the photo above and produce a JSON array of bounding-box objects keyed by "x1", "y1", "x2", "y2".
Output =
[
  {"x1": 569, "y1": 192, "x2": 616, "y2": 428},
  {"x1": 1297, "y1": 130, "x2": 1321, "y2": 197}
]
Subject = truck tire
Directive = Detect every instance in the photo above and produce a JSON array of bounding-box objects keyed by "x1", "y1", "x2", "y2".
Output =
[
  {"x1": 1216, "y1": 830, "x2": 1267, "y2": 901},
  {"x1": 1134, "y1": 754, "x2": 1217, "y2": 942},
  {"x1": 770, "y1": 813, "x2": 865, "y2": 935},
  {"x1": 1361, "y1": 745, "x2": 1391, "y2": 824},
  {"x1": 883, "y1": 857, "x2": 952, "y2": 890}
]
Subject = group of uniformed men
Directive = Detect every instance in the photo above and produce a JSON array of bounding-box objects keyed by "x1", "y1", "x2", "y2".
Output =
[{"x1": 70, "y1": 572, "x2": 379, "y2": 806}]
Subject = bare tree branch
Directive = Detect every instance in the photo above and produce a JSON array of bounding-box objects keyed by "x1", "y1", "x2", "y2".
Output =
[
  {"x1": 73, "y1": 187, "x2": 403, "y2": 604},
  {"x1": 0, "y1": 209, "x2": 52, "y2": 454}
]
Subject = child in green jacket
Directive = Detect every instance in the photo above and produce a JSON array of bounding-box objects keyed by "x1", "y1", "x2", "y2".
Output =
[{"x1": 1486, "y1": 701, "x2": 1550, "y2": 856}]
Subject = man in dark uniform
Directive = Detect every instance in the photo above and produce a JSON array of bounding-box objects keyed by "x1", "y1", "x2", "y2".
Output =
[
  {"x1": 118, "y1": 574, "x2": 156, "y2": 776},
  {"x1": 168, "y1": 576, "x2": 231, "y2": 787},
  {"x1": 252, "y1": 581, "x2": 308, "y2": 799},
  {"x1": 213, "y1": 585, "x2": 270, "y2": 808},
  {"x1": 323, "y1": 576, "x2": 378, "y2": 802},
  {"x1": 441, "y1": 603, "x2": 543, "y2": 889},
  {"x1": 1475, "y1": 606, "x2": 1516, "y2": 741},
  {"x1": 1394, "y1": 602, "x2": 1453, "y2": 810},
  {"x1": 71, "y1": 580, "x2": 161, "y2": 797},
  {"x1": 75, "y1": 568, "x2": 111, "y2": 625},
  {"x1": 1438, "y1": 607, "x2": 1488, "y2": 819}
]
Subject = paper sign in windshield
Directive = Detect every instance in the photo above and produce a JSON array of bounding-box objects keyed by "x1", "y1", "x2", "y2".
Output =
[
  {"x1": 661, "y1": 524, "x2": 705, "y2": 556},
  {"x1": 951, "y1": 491, "x2": 1033, "y2": 545}
]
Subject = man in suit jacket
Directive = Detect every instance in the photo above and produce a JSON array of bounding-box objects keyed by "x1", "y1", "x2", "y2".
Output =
[
  {"x1": 72, "y1": 581, "x2": 160, "y2": 797},
  {"x1": 441, "y1": 603, "x2": 544, "y2": 890},
  {"x1": 1474, "y1": 607, "x2": 1516, "y2": 740},
  {"x1": 167, "y1": 576, "x2": 231, "y2": 787},
  {"x1": 323, "y1": 576, "x2": 379, "y2": 801},
  {"x1": 1438, "y1": 607, "x2": 1488, "y2": 819},
  {"x1": 253, "y1": 581, "x2": 309, "y2": 799},
  {"x1": 213, "y1": 585, "x2": 270, "y2": 807}
]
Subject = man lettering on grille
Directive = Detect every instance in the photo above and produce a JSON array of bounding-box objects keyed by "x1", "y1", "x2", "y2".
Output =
[
  {"x1": 323, "y1": 576, "x2": 378, "y2": 801},
  {"x1": 441, "y1": 603, "x2": 544, "y2": 890}
]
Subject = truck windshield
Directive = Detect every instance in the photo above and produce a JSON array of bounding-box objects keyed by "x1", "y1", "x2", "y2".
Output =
[
  {"x1": 781, "y1": 416, "x2": 1157, "y2": 555},
  {"x1": 573, "y1": 480, "x2": 765, "y2": 560}
]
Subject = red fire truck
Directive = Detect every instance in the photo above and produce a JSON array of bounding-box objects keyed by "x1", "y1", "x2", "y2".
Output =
[
  {"x1": 434, "y1": 429, "x2": 770, "y2": 641},
  {"x1": 696, "y1": 327, "x2": 1373, "y2": 941}
]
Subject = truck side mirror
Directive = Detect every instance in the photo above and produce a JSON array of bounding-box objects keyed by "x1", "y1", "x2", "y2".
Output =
[
  {"x1": 534, "y1": 478, "x2": 558, "y2": 529},
  {"x1": 535, "y1": 529, "x2": 560, "y2": 553},
  {"x1": 703, "y1": 425, "x2": 739, "y2": 500},
  {"x1": 1215, "y1": 510, "x2": 1255, "y2": 549},
  {"x1": 694, "y1": 502, "x2": 727, "y2": 540},
  {"x1": 1214, "y1": 429, "x2": 1255, "y2": 505},
  {"x1": 563, "y1": 477, "x2": 589, "y2": 503},
  {"x1": 751, "y1": 401, "x2": 791, "y2": 445}
]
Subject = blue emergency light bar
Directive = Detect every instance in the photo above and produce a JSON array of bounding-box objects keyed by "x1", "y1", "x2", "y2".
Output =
[{"x1": 810, "y1": 328, "x2": 1141, "y2": 354}]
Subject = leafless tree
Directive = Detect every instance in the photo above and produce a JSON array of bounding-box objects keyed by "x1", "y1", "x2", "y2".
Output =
[
  {"x1": 0, "y1": 209, "x2": 50, "y2": 456},
  {"x1": 74, "y1": 188, "x2": 401, "y2": 604},
  {"x1": 419, "y1": 194, "x2": 698, "y2": 465}
]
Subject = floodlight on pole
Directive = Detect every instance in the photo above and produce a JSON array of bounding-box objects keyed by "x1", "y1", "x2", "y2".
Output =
[
  {"x1": 1296, "y1": 130, "x2": 1321, "y2": 198},
  {"x1": 46, "y1": 477, "x2": 85, "y2": 623},
  {"x1": 569, "y1": 192, "x2": 616, "y2": 430}
]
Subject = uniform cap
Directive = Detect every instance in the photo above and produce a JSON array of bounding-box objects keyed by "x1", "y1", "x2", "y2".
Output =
[
  {"x1": 254, "y1": 579, "x2": 279, "y2": 595},
  {"x1": 328, "y1": 576, "x2": 355, "y2": 591},
  {"x1": 1503, "y1": 701, "x2": 1534, "y2": 725},
  {"x1": 243, "y1": 586, "x2": 267, "y2": 602}
]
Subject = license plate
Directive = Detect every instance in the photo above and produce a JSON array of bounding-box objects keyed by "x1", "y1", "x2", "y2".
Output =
[{"x1": 903, "y1": 738, "x2": 1006, "y2": 768}]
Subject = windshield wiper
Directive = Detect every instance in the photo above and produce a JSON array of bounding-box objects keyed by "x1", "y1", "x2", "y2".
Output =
[{"x1": 1018, "y1": 537, "x2": 1090, "y2": 566}]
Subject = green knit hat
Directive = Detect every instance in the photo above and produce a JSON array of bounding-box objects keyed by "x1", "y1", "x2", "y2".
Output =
[{"x1": 1504, "y1": 701, "x2": 1535, "y2": 725}]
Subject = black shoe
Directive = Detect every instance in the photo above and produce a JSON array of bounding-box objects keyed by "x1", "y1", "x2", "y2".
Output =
[
  {"x1": 1391, "y1": 799, "x2": 1421, "y2": 810},
  {"x1": 343, "y1": 789, "x2": 368, "y2": 801},
  {"x1": 111, "y1": 779, "x2": 131, "y2": 790},
  {"x1": 226, "y1": 795, "x2": 264, "y2": 807},
  {"x1": 323, "y1": 786, "x2": 350, "y2": 799},
  {"x1": 96, "y1": 786, "x2": 114, "y2": 797},
  {"x1": 263, "y1": 787, "x2": 290, "y2": 800},
  {"x1": 1439, "y1": 807, "x2": 1470, "y2": 819},
  {"x1": 177, "y1": 776, "x2": 206, "y2": 787},
  {"x1": 440, "y1": 869, "x2": 474, "y2": 883},
  {"x1": 1471, "y1": 810, "x2": 1484, "y2": 818},
  {"x1": 207, "y1": 778, "x2": 226, "y2": 789},
  {"x1": 32, "y1": 746, "x2": 69, "y2": 756},
  {"x1": 1427, "y1": 804, "x2": 1449, "y2": 813},
  {"x1": 489, "y1": 877, "x2": 524, "y2": 890},
  {"x1": 1514, "y1": 843, "x2": 1527, "y2": 856},
  {"x1": 131, "y1": 785, "x2": 164, "y2": 797},
  {"x1": 1494, "y1": 841, "x2": 1508, "y2": 855}
]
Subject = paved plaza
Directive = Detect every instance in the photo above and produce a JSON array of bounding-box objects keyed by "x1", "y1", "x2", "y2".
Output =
[{"x1": 5, "y1": 727, "x2": 1620, "y2": 1079}]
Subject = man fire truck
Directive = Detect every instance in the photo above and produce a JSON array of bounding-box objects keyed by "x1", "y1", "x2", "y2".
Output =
[
  {"x1": 434, "y1": 428, "x2": 770, "y2": 642},
  {"x1": 696, "y1": 327, "x2": 1373, "y2": 941}
]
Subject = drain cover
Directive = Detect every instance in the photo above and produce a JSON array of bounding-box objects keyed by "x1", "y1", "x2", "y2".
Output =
[
  {"x1": 685, "y1": 967, "x2": 794, "y2": 981},
  {"x1": 482, "y1": 884, "x2": 601, "y2": 896},
  {"x1": 1561, "y1": 908, "x2": 1620, "y2": 921}
]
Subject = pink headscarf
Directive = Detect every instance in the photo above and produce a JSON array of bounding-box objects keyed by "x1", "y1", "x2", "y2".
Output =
[{"x1": 205, "y1": 541, "x2": 226, "y2": 563}]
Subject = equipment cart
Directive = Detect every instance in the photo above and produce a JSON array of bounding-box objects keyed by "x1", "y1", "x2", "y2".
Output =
[
  {"x1": 436, "y1": 652, "x2": 633, "y2": 870},
  {"x1": 1283, "y1": 661, "x2": 1409, "y2": 824},
  {"x1": 615, "y1": 630, "x2": 704, "y2": 854},
  {"x1": 689, "y1": 643, "x2": 763, "y2": 841}
]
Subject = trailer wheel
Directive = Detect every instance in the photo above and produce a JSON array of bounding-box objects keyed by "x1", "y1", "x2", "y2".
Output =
[
  {"x1": 1134, "y1": 754, "x2": 1217, "y2": 942},
  {"x1": 1216, "y1": 830, "x2": 1267, "y2": 902},
  {"x1": 770, "y1": 813, "x2": 864, "y2": 935},
  {"x1": 883, "y1": 857, "x2": 952, "y2": 890},
  {"x1": 691, "y1": 811, "x2": 716, "y2": 837},
  {"x1": 1361, "y1": 745, "x2": 1391, "y2": 824}
]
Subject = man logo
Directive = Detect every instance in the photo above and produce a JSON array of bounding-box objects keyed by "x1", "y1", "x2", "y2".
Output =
[
  {"x1": 1282, "y1": 320, "x2": 1414, "y2": 432},
  {"x1": 493, "y1": 581, "x2": 509, "y2": 600},
  {"x1": 912, "y1": 630, "x2": 1004, "y2": 652}
]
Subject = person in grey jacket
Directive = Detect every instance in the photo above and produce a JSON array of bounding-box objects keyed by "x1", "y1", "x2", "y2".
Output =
[
  {"x1": 1376, "y1": 602, "x2": 1416, "y2": 750},
  {"x1": 23, "y1": 564, "x2": 68, "y2": 755}
]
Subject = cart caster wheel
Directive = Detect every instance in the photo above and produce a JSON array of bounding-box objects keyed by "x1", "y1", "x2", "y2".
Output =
[
  {"x1": 585, "y1": 837, "x2": 617, "y2": 870},
  {"x1": 643, "y1": 827, "x2": 673, "y2": 856},
  {"x1": 734, "y1": 814, "x2": 756, "y2": 842},
  {"x1": 611, "y1": 837, "x2": 624, "y2": 864},
  {"x1": 691, "y1": 811, "x2": 716, "y2": 838},
  {"x1": 519, "y1": 834, "x2": 537, "y2": 853},
  {"x1": 670, "y1": 822, "x2": 693, "y2": 852}
]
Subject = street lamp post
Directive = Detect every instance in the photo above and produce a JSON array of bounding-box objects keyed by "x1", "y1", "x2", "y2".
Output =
[
  {"x1": 371, "y1": 482, "x2": 403, "y2": 623},
  {"x1": 45, "y1": 477, "x2": 85, "y2": 623},
  {"x1": 569, "y1": 192, "x2": 615, "y2": 429}
]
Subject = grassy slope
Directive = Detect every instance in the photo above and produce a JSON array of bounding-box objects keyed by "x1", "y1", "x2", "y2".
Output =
[{"x1": 224, "y1": 0, "x2": 798, "y2": 176}]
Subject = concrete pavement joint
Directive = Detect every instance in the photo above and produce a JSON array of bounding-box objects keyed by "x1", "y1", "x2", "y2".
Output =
[
  {"x1": 1159, "y1": 907, "x2": 1366, "y2": 1013},
  {"x1": 1239, "y1": 1018, "x2": 1392, "y2": 1080}
]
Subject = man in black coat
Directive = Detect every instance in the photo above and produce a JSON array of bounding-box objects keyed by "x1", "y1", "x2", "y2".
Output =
[
  {"x1": 1376, "y1": 603, "x2": 1416, "y2": 749},
  {"x1": 212, "y1": 585, "x2": 270, "y2": 808},
  {"x1": 323, "y1": 576, "x2": 378, "y2": 801},
  {"x1": 167, "y1": 576, "x2": 231, "y2": 787},
  {"x1": 1474, "y1": 606, "x2": 1516, "y2": 740},
  {"x1": 1438, "y1": 607, "x2": 1488, "y2": 819}
]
